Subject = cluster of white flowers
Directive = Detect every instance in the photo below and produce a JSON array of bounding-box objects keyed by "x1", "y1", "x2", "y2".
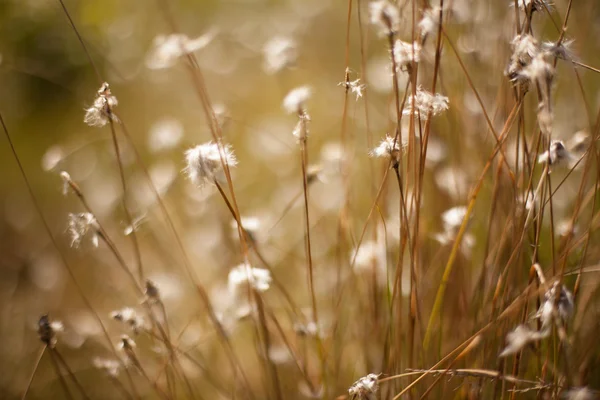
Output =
[
  {"x1": 228, "y1": 263, "x2": 272, "y2": 296},
  {"x1": 393, "y1": 40, "x2": 421, "y2": 71},
  {"x1": 403, "y1": 87, "x2": 449, "y2": 118},
  {"x1": 110, "y1": 307, "x2": 146, "y2": 334},
  {"x1": 146, "y1": 32, "x2": 215, "y2": 70},
  {"x1": 184, "y1": 142, "x2": 237, "y2": 187},
  {"x1": 84, "y1": 82, "x2": 118, "y2": 127},
  {"x1": 68, "y1": 212, "x2": 100, "y2": 248}
]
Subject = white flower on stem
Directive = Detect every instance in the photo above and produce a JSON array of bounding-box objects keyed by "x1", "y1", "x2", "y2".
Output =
[
  {"x1": 499, "y1": 324, "x2": 547, "y2": 357},
  {"x1": 369, "y1": 0, "x2": 400, "y2": 37},
  {"x1": 563, "y1": 387, "x2": 595, "y2": 400},
  {"x1": 283, "y1": 86, "x2": 312, "y2": 115},
  {"x1": 110, "y1": 307, "x2": 146, "y2": 334},
  {"x1": 393, "y1": 40, "x2": 421, "y2": 71},
  {"x1": 514, "y1": 0, "x2": 553, "y2": 12},
  {"x1": 403, "y1": 87, "x2": 449, "y2": 118},
  {"x1": 339, "y1": 78, "x2": 367, "y2": 101},
  {"x1": 93, "y1": 358, "x2": 120, "y2": 378},
  {"x1": 419, "y1": 7, "x2": 441, "y2": 38},
  {"x1": 146, "y1": 31, "x2": 215, "y2": 70},
  {"x1": 348, "y1": 373, "x2": 380, "y2": 400},
  {"x1": 84, "y1": 82, "x2": 118, "y2": 127},
  {"x1": 263, "y1": 36, "x2": 297, "y2": 74},
  {"x1": 68, "y1": 212, "x2": 100, "y2": 248},
  {"x1": 369, "y1": 135, "x2": 404, "y2": 162},
  {"x1": 535, "y1": 281, "x2": 574, "y2": 328},
  {"x1": 537, "y1": 140, "x2": 573, "y2": 166},
  {"x1": 184, "y1": 142, "x2": 237, "y2": 187},
  {"x1": 228, "y1": 263, "x2": 272, "y2": 296}
]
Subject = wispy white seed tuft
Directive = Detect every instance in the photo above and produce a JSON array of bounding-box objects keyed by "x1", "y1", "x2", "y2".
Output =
[
  {"x1": 146, "y1": 32, "x2": 215, "y2": 70},
  {"x1": 403, "y1": 87, "x2": 449, "y2": 118},
  {"x1": 228, "y1": 263, "x2": 272, "y2": 295},
  {"x1": 263, "y1": 36, "x2": 297, "y2": 74},
  {"x1": 393, "y1": 40, "x2": 421, "y2": 71},
  {"x1": 348, "y1": 373, "x2": 380, "y2": 400},
  {"x1": 67, "y1": 212, "x2": 100, "y2": 248},
  {"x1": 369, "y1": 135, "x2": 404, "y2": 161},
  {"x1": 283, "y1": 86, "x2": 312, "y2": 115},
  {"x1": 110, "y1": 307, "x2": 146, "y2": 334},
  {"x1": 537, "y1": 140, "x2": 573, "y2": 166},
  {"x1": 84, "y1": 83, "x2": 118, "y2": 127},
  {"x1": 369, "y1": 1, "x2": 400, "y2": 37},
  {"x1": 499, "y1": 324, "x2": 547, "y2": 357},
  {"x1": 183, "y1": 142, "x2": 237, "y2": 187}
]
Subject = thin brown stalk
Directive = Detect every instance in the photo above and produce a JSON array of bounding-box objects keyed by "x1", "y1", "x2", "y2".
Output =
[{"x1": 21, "y1": 345, "x2": 46, "y2": 400}]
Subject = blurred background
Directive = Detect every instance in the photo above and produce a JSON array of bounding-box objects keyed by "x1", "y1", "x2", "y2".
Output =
[{"x1": 2, "y1": 0, "x2": 600, "y2": 398}]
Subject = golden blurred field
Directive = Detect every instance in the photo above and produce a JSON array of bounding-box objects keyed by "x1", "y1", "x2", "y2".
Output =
[{"x1": 2, "y1": 0, "x2": 600, "y2": 399}]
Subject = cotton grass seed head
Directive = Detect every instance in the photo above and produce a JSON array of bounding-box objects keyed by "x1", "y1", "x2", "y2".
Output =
[
  {"x1": 93, "y1": 358, "x2": 120, "y2": 378},
  {"x1": 403, "y1": 87, "x2": 449, "y2": 118},
  {"x1": 536, "y1": 282, "x2": 574, "y2": 328},
  {"x1": 146, "y1": 32, "x2": 215, "y2": 70},
  {"x1": 184, "y1": 142, "x2": 237, "y2": 187},
  {"x1": 110, "y1": 307, "x2": 146, "y2": 334},
  {"x1": 263, "y1": 36, "x2": 297, "y2": 74},
  {"x1": 348, "y1": 373, "x2": 380, "y2": 400},
  {"x1": 228, "y1": 263, "x2": 272, "y2": 296},
  {"x1": 537, "y1": 140, "x2": 573, "y2": 166},
  {"x1": 369, "y1": 0, "x2": 400, "y2": 37},
  {"x1": 283, "y1": 86, "x2": 312, "y2": 115},
  {"x1": 84, "y1": 82, "x2": 118, "y2": 127},
  {"x1": 393, "y1": 40, "x2": 421, "y2": 71},
  {"x1": 499, "y1": 324, "x2": 546, "y2": 357},
  {"x1": 68, "y1": 212, "x2": 100, "y2": 248},
  {"x1": 370, "y1": 135, "x2": 405, "y2": 163}
]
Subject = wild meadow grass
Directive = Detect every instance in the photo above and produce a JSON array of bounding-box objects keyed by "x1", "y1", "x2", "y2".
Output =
[{"x1": 2, "y1": 0, "x2": 600, "y2": 398}]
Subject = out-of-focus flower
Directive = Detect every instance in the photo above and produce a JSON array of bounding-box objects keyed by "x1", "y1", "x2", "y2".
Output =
[
  {"x1": 393, "y1": 40, "x2": 421, "y2": 71},
  {"x1": 84, "y1": 83, "x2": 118, "y2": 127},
  {"x1": 419, "y1": 7, "x2": 441, "y2": 38},
  {"x1": 370, "y1": 135, "x2": 404, "y2": 162},
  {"x1": 146, "y1": 32, "x2": 215, "y2": 70},
  {"x1": 369, "y1": 1, "x2": 400, "y2": 37},
  {"x1": 93, "y1": 358, "x2": 120, "y2": 377},
  {"x1": 263, "y1": 36, "x2": 297, "y2": 74},
  {"x1": 184, "y1": 142, "x2": 237, "y2": 187},
  {"x1": 110, "y1": 307, "x2": 146, "y2": 334},
  {"x1": 228, "y1": 263, "x2": 272, "y2": 295},
  {"x1": 68, "y1": 212, "x2": 100, "y2": 248},
  {"x1": 537, "y1": 140, "x2": 573, "y2": 166},
  {"x1": 499, "y1": 324, "x2": 546, "y2": 357},
  {"x1": 535, "y1": 282, "x2": 574, "y2": 328}
]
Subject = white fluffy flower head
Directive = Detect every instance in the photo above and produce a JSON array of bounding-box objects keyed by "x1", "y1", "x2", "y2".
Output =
[
  {"x1": 263, "y1": 36, "x2": 297, "y2": 74},
  {"x1": 394, "y1": 40, "x2": 421, "y2": 71},
  {"x1": 403, "y1": 87, "x2": 449, "y2": 118},
  {"x1": 369, "y1": 1, "x2": 400, "y2": 37},
  {"x1": 283, "y1": 86, "x2": 312, "y2": 115},
  {"x1": 349, "y1": 373, "x2": 380, "y2": 399},
  {"x1": 228, "y1": 263, "x2": 272, "y2": 295},
  {"x1": 84, "y1": 82, "x2": 118, "y2": 127},
  {"x1": 68, "y1": 212, "x2": 100, "y2": 248},
  {"x1": 146, "y1": 32, "x2": 214, "y2": 70},
  {"x1": 370, "y1": 135, "x2": 404, "y2": 162},
  {"x1": 184, "y1": 142, "x2": 237, "y2": 187}
]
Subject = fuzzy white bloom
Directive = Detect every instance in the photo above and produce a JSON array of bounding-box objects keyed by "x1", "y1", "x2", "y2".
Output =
[
  {"x1": 110, "y1": 307, "x2": 146, "y2": 334},
  {"x1": 512, "y1": 34, "x2": 539, "y2": 64},
  {"x1": 68, "y1": 212, "x2": 100, "y2": 248},
  {"x1": 283, "y1": 86, "x2": 312, "y2": 115},
  {"x1": 441, "y1": 206, "x2": 468, "y2": 232},
  {"x1": 263, "y1": 36, "x2": 297, "y2": 74},
  {"x1": 148, "y1": 118, "x2": 183, "y2": 153},
  {"x1": 118, "y1": 334, "x2": 136, "y2": 351},
  {"x1": 231, "y1": 216, "x2": 261, "y2": 243},
  {"x1": 84, "y1": 83, "x2": 118, "y2": 127},
  {"x1": 146, "y1": 32, "x2": 215, "y2": 70},
  {"x1": 350, "y1": 240, "x2": 386, "y2": 274},
  {"x1": 542, "y1": 39, "x2": 575, "y2": 61},
  {"x1": 499, "y1": 325, "x2": 547, "y2": 357},
  {"x1": 369, "y1": 135, "x2": 404, "y2": 160},
  {"x1": 93, "y1": 358, "x2": 120, "y2": 377},
  {"x1": 535, "y1": 282, "x2": 574, "y2": 328},
  {"x1": 419, "y1": 7, "x2": 441, "y2": 38},
  {"x1": 228, "y1": 263, "x2": 272, "y2": 295},
  {"x1": 369, "y1": 0, "x2": 400, "y2": 37},
  {"x1": 339, "y1": 78, "x2": 367, "y2": 101},
  {"x1": 514, "y1": 0, "x2": 553, "y2": 12},
  {"x1": 563, "y1": 387, "x2": 595, "y2": 400},
  {"x1": 520, "y1": 53, "x2": 554, "y2": 84},
  {"x1": 184, "y1": 142, "x2": 237, "y2": 187},
  {"x1": 403, "y1": 87, "x2": 449, "y2": 118},
  {"x1": 537, "y1": 140, "x2": 573, "y2": 166},
  {"x1": 348, "y1": 373, "x2": 380, "y2": 400},
  {"x1": 393, "y1": 40, "x2": 421, "y2": 71}
]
